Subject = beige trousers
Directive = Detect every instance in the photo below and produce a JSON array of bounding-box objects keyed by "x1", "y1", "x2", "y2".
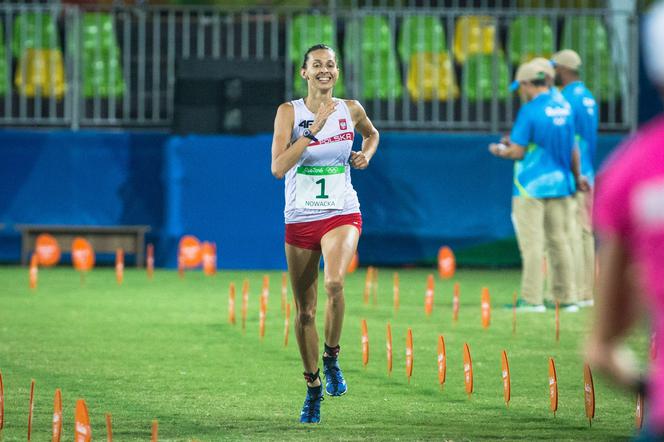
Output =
[
  {"x1": 570, "y1": 191, "x2": 595, "y2": 300},
  {"x1": 512, "y1": 196, "x2": 575, "y2": 305}
]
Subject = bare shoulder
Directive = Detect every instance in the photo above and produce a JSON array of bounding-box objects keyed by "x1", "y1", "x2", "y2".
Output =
[
  {"x1": 275, "y1": 101, "x2": 294, "y2": 123},
  {"x1": 343, "y1": 99, "x2": 367, "y2": 121}
]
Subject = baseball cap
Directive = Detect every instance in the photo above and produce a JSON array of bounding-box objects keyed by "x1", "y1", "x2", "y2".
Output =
[
  {"x1": 509, "y1": 61, "x2": 547, "y2": 91},
  {"x1": 551, "y1": 49, "x2": 582, "y2": 70},
  {"x1": 529, "y1": 57, "x2": 555, "y2": 78},
  {"x1": 644, "y1": 1, "x2": 664, "y2": 85}
]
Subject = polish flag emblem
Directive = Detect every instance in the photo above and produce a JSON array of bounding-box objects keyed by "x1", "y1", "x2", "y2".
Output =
[{"x1": 339, "y1": 119, "x2": 347, "y2": 130}]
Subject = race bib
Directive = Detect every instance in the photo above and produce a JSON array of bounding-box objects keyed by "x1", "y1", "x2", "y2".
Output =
[{"x1": 295, "y1": 166, "x2": 346, "y2": 210}]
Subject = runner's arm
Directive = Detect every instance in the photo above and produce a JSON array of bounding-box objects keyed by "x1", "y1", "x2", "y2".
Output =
[
  {"x1": 271, "y1": 103, "x2": 312, "y2": 179},
  {"x1": 347, "y1": 100, "x2": 378, "y2": 169}
]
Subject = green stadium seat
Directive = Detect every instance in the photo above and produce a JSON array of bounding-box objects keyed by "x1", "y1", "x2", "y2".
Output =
[
  {"x1": 343, "y1": 16, "x2": 402, "y2": 99},
  {"x1": 398, "y1": 16, "x2": 446, "y2": 64},
  {"x1": 561, "y1": 16, "x2": 618, "y2": 99},
  {"x1": 0, "y1": 23, "x2": 8, "y2": 95},
  {"x1": 289, "y1": 14, "x2": 336, "y2": 63},
  {"x1": 78, "y1": 13, "x2": 125, "y2": 97},
  {"x1": 12, "y1": 12, "x2": 60, "y2": 59},
  {"x1": 462, "y1": 52, "x2": 510, "y2": 101},
  {"x1": 508, "y1": 16, "x2": 555, "y2": 65}
]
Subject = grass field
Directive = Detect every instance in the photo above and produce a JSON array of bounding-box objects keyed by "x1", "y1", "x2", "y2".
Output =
[{"x1": 0, "y1": 265, "x2": 647, "y2": 441}]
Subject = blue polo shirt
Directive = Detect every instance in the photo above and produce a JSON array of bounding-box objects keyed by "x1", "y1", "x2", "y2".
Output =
[
  {"x1": 561, "y1": 81, "x2": 598, "y2": 185},
  {"x1": 510, "y1": 90, "x2": 576, "y2": 198}
]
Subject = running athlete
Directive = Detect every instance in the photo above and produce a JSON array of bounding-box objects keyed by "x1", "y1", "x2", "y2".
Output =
[{"x1": 270, "y1": 44, "x2": 379, "y2": 424}]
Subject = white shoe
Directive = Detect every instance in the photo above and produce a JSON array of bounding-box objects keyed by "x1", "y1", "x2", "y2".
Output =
[
  {"x1": 577, "y1": 299, "x2": 594, "y2": 308},
  {"x1": 559, "y1": 303, "x2": 580, "y2": 313}
]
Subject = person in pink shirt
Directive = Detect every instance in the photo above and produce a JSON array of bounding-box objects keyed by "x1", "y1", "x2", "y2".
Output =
[{"x1": 587, "y1": 2, "x2": 664, "y2": 438}]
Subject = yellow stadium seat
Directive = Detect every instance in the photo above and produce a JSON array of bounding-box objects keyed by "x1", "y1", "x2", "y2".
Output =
[
  {"x1": 407, "y1": 52, "x2": 459, "y2": 101},
  {"x1": 453, "y1": 16, "x2": 496, "y2": 65},
  {"x1": 14, "y1": 48, "x2": 66, "y2": 99}
]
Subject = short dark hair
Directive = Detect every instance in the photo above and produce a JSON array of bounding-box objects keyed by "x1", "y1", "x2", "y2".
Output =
[{"x1": 301, "y1": 44, "x2": 336, "y2": 69}]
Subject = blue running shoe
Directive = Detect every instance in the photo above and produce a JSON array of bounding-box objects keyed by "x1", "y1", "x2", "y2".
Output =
[
  {"x1": 323, "y1": 356, "x2": 347, "y2": 396},
  {"x1": 299, "y1": 384, "x2": 323, "y2": 424}
]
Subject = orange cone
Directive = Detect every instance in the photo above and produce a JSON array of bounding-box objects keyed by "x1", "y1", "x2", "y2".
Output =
[
  {"x1": 463, "y1": 343, "x2": 473, "y2": 397},
  {"x1": 372, "y1": 267, "x2": 378, "y2": 305},
  {"x1": 228, "y1": 282, "x2": 236, "y2": 325},
  {"x1": 261, "y1": 275, "x2": 270, "y2": 315},
  {"x1": 424, "y1": 274, "x2": 434, "y2": 316},
  {"x1": 636, "y1": 393, "x2": 645, "y2": 429},
  {"x1": 347, "y1": 252, "x2": 359, "y2": 274},
  {"x1": 106, "y1": 413, "x2": 113, "y2": 442},
  {"x1": 452, "y1": 282, "x2": 460, "y2": 321},
  {"x1": 27, "y1": 379, "x2": 35, "y2": 441},
  {"x1": 202, "y1": 242, "x2": 216, "y2": 276},
  {"x1": 241, "y1": 279, "x2": 249, "y2": 330},
  {"x1": 392, "y1": 273, "x2": 399, "y2": 312},
  {"x1": 584, "y1": 363, "x2": 595, "y2": 426},
  {"x1": 437, "y1": 246, "x2": 456, "y2": 279},
  {"x1": 284, "y1": 303, "x2": 291, "y2": 347},
  {"x1": 437, "y1": 335, "x2": 446, "y2": 388},
  {"x1": 501, "y1": 350, "x2": 511, "y2": 407},
  {"x1": 53, "y1": 388, "x2": 63, "y2": 442},
  {"x1": 115, "y1": 249, "x2": 124, "y2": 285},
  {"x1": 146, "y1": 243, "x2": 154, "y2": 280},
  {"x1": 151, "y1": 419, "x2": 158, "y2": 441},
  {"x1": 549, "y1": 358, "x2": 558, "y2": 415},
  {"x1": 259, "y1": 294, "x2": 266, "y2": 339},
  {"x1": 386, "y1": 323, "x2": 393, "y2": 375},
  {"x1": 281, "y1": 272, "x2": 288, "y2": 313},
  {"x1": 75, "y1": 399, "x2": 92, "y2": 442},
  {"x1": 29, "y1": 253, "x2": 38, "y2": 290},
  {"x1": 361, "y1": 319, "x2": 369, "y2": 367},
  {"x1": 481, "y1": 287, "x2": 491, "y2": 329},
  {"x1": 363, "y1": 267, "x2": 373, "y2": 305},
  {"x1": 406, "y1": 328, "x2": 414, "y2": 382}
]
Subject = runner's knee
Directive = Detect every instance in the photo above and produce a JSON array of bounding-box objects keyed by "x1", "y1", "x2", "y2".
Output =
[{"x1": 324, "y1": 278, "x2": 344, "y2": 298}]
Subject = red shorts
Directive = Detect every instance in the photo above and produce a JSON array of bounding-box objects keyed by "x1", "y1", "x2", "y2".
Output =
[{"x1": 285, "y1": 213, "x2": 362, "y2": 251}]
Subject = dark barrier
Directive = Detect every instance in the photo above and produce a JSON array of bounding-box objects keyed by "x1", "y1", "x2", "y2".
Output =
[{"x1": 0, "y1": 130, "x2": 626, "y2": 268}]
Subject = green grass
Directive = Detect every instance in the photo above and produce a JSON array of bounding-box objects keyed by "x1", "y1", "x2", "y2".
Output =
[{"x1": 0, "y1": 266, "x2": 646, "y2": 441}]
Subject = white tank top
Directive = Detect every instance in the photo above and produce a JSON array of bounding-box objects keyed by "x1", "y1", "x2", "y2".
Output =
[{"x1": 284, "y1": 98, "x2": 360, "y2": 224}]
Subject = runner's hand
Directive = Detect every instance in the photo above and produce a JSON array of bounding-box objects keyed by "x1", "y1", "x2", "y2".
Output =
[
  {"x1": 350, "y1": 151, "x2": 369, "y2": 169},
  {"x1": 310, "y1": 101, "x2": 337, "y2": 135}
]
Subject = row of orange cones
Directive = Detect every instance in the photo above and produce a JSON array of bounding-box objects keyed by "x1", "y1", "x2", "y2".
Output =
[
  {"x1": 0, "y1": 375, "x2": 162, "y2": 441},
  {"x1": 362, "y1": 322, "x2": 643, "y2": 429}
]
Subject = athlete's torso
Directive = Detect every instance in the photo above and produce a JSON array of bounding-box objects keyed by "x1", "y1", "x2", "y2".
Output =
[{"x1": 284, "y1": 98, "x2": 360, "y2": 223}]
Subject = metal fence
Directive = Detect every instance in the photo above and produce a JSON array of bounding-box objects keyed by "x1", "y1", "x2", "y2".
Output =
[{"x1": 0, "y1": 3, "x2": 637, "y2": 131}]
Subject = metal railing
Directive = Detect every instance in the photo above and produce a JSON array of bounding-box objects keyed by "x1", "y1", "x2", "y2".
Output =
[{"x1": 0, "y1": 3, "x2": 637, "y2": 132}]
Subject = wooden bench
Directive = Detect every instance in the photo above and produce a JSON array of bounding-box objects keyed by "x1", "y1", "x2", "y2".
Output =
[{"x1": 16, "y1": 224, "x2": 151, "y2": 267}]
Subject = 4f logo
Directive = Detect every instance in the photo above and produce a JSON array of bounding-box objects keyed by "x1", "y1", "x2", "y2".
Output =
[
  {"x1": 298, "y1": 120, "x2": 314, "y2": 129},
  {"x1": 339, "y1": 119, "x2": 347, "y2": 130}
]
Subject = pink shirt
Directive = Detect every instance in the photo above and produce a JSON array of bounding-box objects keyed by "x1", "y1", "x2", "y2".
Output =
[{"x1": 595, "y1": 115, "x2": 664, "y2": 429}]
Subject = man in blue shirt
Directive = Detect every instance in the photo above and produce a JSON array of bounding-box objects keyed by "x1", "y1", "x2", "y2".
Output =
[
  {"x1": 552, "y1": 49, "x2": 598, "y2": 308},
  {"x1": 490, "y1": 61, "x2": 587, "y2": 312}
]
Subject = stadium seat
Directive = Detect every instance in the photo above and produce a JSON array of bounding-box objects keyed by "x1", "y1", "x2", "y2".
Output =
[
  {"x1": 561, "y1": 16, "x2": 618, "y2": 99},
  {"x1": 0, "y1": 23, "x2": 8, "y2": 95},
  {"x1": 406, "y1": 52, "x2": 458, "y2": 101},
  {"x1": 398, "y1": 16, "x2": 446, "y2": 64},
  {"x1": 508, "y1": 16, "x2": 555, "y2": 65},
  {"x1": 14, "y1": 48, "x2": 66, "y2": 98},
  {"x1": 462, "y1": 52, "x2": 510, "y2": 101},
  {"x1": 79, "y1": 13, "x2": 125, "y2": 97},
  {"x1": 12, "y1": 12, "x2": 60, "y2": 59},
  {"x1": 343, "y1": 16, "x2": 402, "y2": 99},
  {"x1": 453, "y1": 16, "x2": 496, "y2": 65},
  {"x1": 289, "y1": 14, "x2": 336, "y2": 63}
]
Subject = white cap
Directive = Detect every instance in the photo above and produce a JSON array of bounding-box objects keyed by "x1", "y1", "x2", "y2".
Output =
[
  {"x1": 529, "y1": 57, "x2": 555, "y2": 78},
  {"x1": 644, "y1": 1, "x2": 664, "y2": 85}
]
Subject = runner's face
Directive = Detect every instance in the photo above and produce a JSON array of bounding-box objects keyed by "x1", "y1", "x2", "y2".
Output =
[{"x1": 302, "y1": 49, "x2": 338, "y2": 90}]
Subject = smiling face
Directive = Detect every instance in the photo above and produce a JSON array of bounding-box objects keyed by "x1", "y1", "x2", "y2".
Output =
[{"x1": 301, "y1": 48, "x2": 338, "y2": 91}]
